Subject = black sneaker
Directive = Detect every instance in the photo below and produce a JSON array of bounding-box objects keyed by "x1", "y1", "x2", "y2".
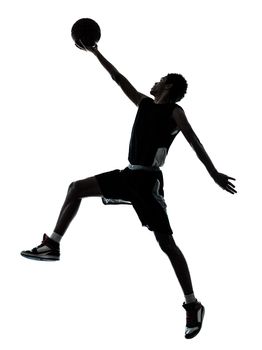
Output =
[
  {"x1": 182, "y1": 300, "x2": 205, "y2": 339},
  {"x1": 21, "y1": 234, "x2": 60, "y2": 261}
]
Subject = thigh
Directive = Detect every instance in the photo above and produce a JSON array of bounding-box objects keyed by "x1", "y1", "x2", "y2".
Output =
[
  {"x1": 73, "y1": 176, "x2": 103, "y2": 197},
  {"x1": 132, "y1": 194, "x2": 173, "y2": 235},
  {"x1": 131, "y1": 174, "x2": 173, "y2": 235},
  {"x1": 94, "y1": 169, "x2": 131, "y2": 200}
]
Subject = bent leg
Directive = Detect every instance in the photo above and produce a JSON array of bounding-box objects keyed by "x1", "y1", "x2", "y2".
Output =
[
  {"x1": 53, "y1": 176, "x2": 102, "y2": 236},
  {"x1": 154, "y1": 231, "x2": 194, "y2": 296},
  {"x1": 21, "y1": 177, "x2": 103, "y2": 260}
]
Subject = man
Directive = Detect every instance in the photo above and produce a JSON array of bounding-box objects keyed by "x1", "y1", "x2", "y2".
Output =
[{"x1": 21, "y1": 42, "x2": 237, "y2": 339}]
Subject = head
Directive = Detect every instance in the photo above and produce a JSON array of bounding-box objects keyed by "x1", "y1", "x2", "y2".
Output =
[{"x1": 150, "y1": 73, "x2": 188, "y2": 103}]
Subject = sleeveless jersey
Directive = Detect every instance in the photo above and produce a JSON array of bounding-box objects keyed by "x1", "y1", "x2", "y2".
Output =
[{"x1": 128, "y1": 97, "x2": 181, "y2": 167}]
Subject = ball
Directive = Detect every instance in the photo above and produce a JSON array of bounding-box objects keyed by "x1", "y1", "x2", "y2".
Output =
[{"x1": 71, "y1": 18, "x2": 101, "y2": 49}]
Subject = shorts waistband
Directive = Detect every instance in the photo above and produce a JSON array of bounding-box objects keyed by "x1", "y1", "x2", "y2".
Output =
[{"x1": 128, "y1": 164, "x2": 160, "y2": 171}]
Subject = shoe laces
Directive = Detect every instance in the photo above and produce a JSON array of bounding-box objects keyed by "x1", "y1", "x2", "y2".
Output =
[
  {"x1": 33, "y1": 235, "x2": 51, "y2": 251},
  {"x1": 37, "y1": 235, "x2": 48, "y2": 247}
]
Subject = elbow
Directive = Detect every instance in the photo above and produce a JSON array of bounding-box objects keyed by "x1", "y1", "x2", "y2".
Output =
[{"x1": 111, "y1": 72, "x2": 121, "y2": 83}]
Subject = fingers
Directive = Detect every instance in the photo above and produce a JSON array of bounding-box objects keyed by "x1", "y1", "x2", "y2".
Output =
[
  {"x1": 225, "y1": 185, "x2": 237, "y2": 194},
  {"x1": 79, "y1": 39, "x2": 87, "y2": 51},
  {"x1": 227, "y1": 176, "x2": 237, "y2": 194},
  {"x1": 223, "y1": 174, "x2": 237, "y2": 193},
  {"x1": 75, "y1": 40, "x2": 86, "y2": 50},
  {"x1": 225, "y1": 187, "x2": 235, "y2": 194},
  {"x1": 78, "y1": 40, "x2": 97, "y2": 52},
  {"x1": 216, "y1": 173, "x2": 237, "y2": 194}
]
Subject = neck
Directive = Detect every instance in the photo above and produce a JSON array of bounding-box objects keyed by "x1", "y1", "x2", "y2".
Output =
[
  {"x1": 154, "y1": 96, "x2": 172, "y2": 104},
  {"x1": 154, "y1": 91, "x2": 172, "y2": 104}
]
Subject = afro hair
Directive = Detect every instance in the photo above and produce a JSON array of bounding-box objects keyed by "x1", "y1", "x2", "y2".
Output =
[{"x1": 165, "y1": 73, "x2": 188, "y2": 102}]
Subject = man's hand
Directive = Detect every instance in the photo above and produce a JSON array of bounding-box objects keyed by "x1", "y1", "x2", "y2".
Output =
[
  {"x1": 75, "y1": 39, "x2": 98, "y2": 54},
  {"x1": 212, "y1": 171, "x2": 237, "y2": 194}
]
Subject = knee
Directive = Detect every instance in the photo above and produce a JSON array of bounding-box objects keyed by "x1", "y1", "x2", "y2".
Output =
[
  {"x1": 68, "y1": 181, "x2": 81, "y2": 198},
  {"x1": 154, "y1": 232, "x2": 178, "y2": 254},
  {"x1": 68, "y1": 181, "x2": 76, "y2": 192},
  {"x1": 68, "y1": 181, "x2": 74, "y2": 191}
]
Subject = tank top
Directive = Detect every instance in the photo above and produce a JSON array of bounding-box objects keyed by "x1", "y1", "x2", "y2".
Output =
[{"x1": 128, "y1": 97, "x2": 181, "y2": 167}]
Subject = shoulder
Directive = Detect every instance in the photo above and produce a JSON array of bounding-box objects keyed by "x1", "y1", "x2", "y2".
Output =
[
  {"x1": 172, "y1": 103, "x2": 184, "y2": 113},
  {"x1": 170, "y1": 105, "x2": 194, "y2": 134},
  {"x1": 171, "y1": 104, "x2": 186, "y2": 120},
  {"x1": 170, "y1": 104, "x2": 192, "y2": 131},
  {"x1": 137, "y1": 95, "x2": 153, "y2": 107}
]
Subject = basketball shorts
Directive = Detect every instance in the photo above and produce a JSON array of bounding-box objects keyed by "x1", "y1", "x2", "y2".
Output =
[{"x1": 95, "y1": 167, "x2": 173, "y2": 235}]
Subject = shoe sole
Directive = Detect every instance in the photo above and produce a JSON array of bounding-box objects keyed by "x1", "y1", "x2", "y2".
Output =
[
  {"x1": 20, "y1": 252, "x2": 60, "y2": 261},
  {"x1": 185, "y1": 306, "x2": 205, "y2": 339}
]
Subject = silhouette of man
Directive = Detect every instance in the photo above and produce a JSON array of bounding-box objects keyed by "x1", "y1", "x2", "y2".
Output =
[{"x1": 21, "y1": 42, "x2": 237, "y2": 339}]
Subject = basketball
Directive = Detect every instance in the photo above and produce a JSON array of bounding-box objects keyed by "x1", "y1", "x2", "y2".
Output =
[{"x1": 71, "y1": 18, "x2": 101, "y2": 49}]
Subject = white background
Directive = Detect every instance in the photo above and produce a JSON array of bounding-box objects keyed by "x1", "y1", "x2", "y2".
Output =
[{"x1": 1, "y1": 0, "x2": 261, "y2": 349}]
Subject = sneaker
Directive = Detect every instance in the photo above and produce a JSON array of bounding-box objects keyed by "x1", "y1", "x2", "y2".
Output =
[
  {"x1": 21, "y1": 234, "x2": 60, "y2": 261},
  {"x1": 182, "y1": 300, "x2": 205, "y2": 339}
]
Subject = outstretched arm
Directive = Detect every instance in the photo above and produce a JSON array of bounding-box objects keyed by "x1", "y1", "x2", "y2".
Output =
[
  {"x1": 78, "y1": 42, "x2": 147, "y2": 106},
  {"x1": 172, "y1": 107, "x2": 237, "y2": 194}
]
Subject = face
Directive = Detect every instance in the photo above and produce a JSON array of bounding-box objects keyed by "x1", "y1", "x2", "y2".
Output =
[{"x1": 150, "y1": 76, "x2": 171, "y2": 97}]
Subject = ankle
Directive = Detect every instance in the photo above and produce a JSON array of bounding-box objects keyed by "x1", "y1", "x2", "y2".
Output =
[
  {"x1": 184, "y1": 293, "x2": 197, "y2": 304},
  {"x1": 50, "y1": 232, "x2": 62, "y2": 244}
]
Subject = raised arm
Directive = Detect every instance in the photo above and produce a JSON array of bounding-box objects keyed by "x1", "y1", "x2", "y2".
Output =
[
  {"x1": 79, "y1": 43, "x2": 148, "y2": 106},
  {"x1": 172, "y1": 107, "x2": 237, "y2": 194}
]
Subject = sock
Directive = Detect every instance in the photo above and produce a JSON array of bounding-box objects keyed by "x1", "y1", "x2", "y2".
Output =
[
  {"x1": 50, "y1": 232, "x2": 62, "y2": 244},
  {"x1": 185, "y1": 293, "x2": 197, "y2": 304}
]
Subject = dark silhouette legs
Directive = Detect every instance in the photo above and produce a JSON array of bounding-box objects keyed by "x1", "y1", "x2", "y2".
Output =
[
  {"x1": 51, "y1": 176, "x2": 195, "y2": 297},
  {"x1": 154, "y1": 231, "x2": 194, "y2": 295},
  {"x1": 53, "y1": 176, "x2": 102, "y2": 236}
]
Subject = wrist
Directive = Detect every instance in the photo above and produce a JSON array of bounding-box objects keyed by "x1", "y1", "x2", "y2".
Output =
[
  {"x1": 94, "y1": 48, "x2": 100, "y2": 57},
  {"x1": 209, "y1": 168, "x2": 218, "y2": 178}
]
